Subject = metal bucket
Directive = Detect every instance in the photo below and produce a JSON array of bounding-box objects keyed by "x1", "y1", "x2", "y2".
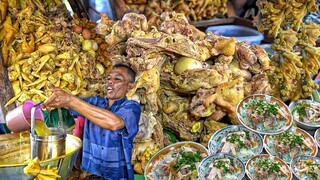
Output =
[
  {"x1": 0, "y1": 132, "x2": 82, "y2": 180},
  {"x1": 30, "y1": 105, "x2": 66, "y2": 161},
  {"x1": 31, "y1": 128, "x2": 66, "y2": 161}
]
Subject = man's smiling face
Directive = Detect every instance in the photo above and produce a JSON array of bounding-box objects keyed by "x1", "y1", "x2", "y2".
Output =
[{"x1": 106, "y1": 67, "x2": 134, "y2": 100}]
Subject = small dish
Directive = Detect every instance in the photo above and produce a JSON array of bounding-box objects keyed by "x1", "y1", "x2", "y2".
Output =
[
  {"x1": 197, "y1": 153, "x2": 245, "y2": 180},
  {"x1": 236, "y1": 94, "x2": 293, "y2": 135},
  {"x1": 290, "y1": 155, "x2": 320, "y2": 180},
  {"x1": 264, "y1": 126, "x2": 318, "y2": 164},
  {"x1": 208, "y1": 125, "x2": 263, "y2": 163},
  {"x1": 289, "y1": 99, "x2": 320, "y2": 131},
  {"x1": 246, "y1": 154, "x2": 292, "y2": 180},
  {"x1": 144, "y1": 141, "x2": 208, "y2": 180},
  {"x1": 314, "y1": 128, "x2": 320, "y2": 149}
]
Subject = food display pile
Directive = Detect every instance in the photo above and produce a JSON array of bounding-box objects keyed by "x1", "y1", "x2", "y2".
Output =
[
  {"x1": 121, "y1": 0, "x2": 229, "y2": 22},
  {"x1": 1, "y1": 0, "x2": 111, "y2": 107},
  {"x1": 0, "y1": 0, "x2": 320, "y2": 179},
  {"x1": 255, "y1": 0, "x2": 320, "y2": 101}
]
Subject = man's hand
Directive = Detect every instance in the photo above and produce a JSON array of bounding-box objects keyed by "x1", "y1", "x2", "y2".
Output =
[{"x1": 42, "y1": 86, "x2": 75, "y2": 109}]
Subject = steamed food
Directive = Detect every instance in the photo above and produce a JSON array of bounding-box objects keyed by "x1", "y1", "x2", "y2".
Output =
[
  {"x1": 253, "y1": 158, "x2": 288, "y2": 180},
  {"x1": 243, "y1": 97, "x2": 288, "y2": 132},
  {"x1": 205, "y1": 158, "x2": 239, "y2": 179},
  {"x1": 145, "y1": 144, "x2": 207, "y2": 180},
  {"x1": 218, "y1": 131, "x2": 256, "y2": 161},
  {"x1": 292, "y1": 101, "x2": 320, "y2": 126},
  {"x1": 265, "y1": 129, "x2": 315, "y2": 163},
  {"x1": 292, "y1": 159, "x2": 320, "y2": 180}
]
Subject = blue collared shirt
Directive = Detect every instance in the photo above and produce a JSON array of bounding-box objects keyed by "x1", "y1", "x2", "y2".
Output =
[{"x1": 70, "y1": 96, "x2": 141, "y2": 180}]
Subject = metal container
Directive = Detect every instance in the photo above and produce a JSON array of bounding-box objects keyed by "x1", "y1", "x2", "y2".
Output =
[
  {"x1": 30, "y1": 106, "x2": 66, "y2": 161},
  {"x1": 31, "y1": 128, "x2": 66, "y2": 161},
  {"x1": 0, "y1": 133, "x2": 82, "y2": 180}
]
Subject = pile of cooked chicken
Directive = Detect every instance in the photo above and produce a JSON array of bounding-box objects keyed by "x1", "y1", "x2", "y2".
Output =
[
  {"x1": 95, "y1": 11, "x2": 279, "y2": 174},
  {"x1": 122, "y1": 0, "x2": 228, "y2": 22},
  {"x1": 96, "y1": 10, "x2": 319, "y2": 173}
]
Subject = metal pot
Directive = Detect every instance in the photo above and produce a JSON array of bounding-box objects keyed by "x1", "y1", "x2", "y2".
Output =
[{"x1": 31, "y1": 128, "x2": 66, "y2": 161}]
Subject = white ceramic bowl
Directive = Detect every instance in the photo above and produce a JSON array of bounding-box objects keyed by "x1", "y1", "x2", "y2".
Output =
[
  {"x1": 314, "y1": 128, "x2": 320, "y2": 149},
  {"x1": 208, "y1": 125, "x2": 263, "y2": 163},
  {"x1": 290, "y1": 155, "x2": 320, "y2": 180},
  {"x1": 144, "y1": 141, "x2": 208, "y2": 180},
  {"x1": 197, "y1": 153, "x2": 245, "y2": 180},
  {"x1": 289, "y1": 99, "x2": 320, "y2": 131},
  {"x1": 246, "y1": 154, "x2": 292, "y2": 180},
  {"x1": 264, "y1": 126, "x2": 318, "y2": 164},
  {"x1": 236, "y1": 94, "x2": 293, "y2": 135}
]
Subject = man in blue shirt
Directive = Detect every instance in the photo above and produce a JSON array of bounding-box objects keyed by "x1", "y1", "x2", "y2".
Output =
[{"x1": 42, "y1": 64, "x2": 141, "y2": 180}]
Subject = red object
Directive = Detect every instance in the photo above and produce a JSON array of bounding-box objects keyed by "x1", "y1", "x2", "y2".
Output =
[
  {"x1": 74, "y1": 116, "x2": 85, "y2": 139},
  {"x1": 315, "y1": 72, "x2": 320, "y2": 80},
  {"x1": 74, "y1": 116, "x2": 85, "y2": 160}
]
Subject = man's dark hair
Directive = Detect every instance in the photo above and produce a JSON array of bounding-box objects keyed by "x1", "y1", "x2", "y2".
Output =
[{"x1": 113, "y1": 63, "x2": 136, "y2": 83}]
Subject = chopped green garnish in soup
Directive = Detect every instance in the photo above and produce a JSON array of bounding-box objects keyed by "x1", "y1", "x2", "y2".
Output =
[
  {"x1": 292, "y1": 101, "x2": 320, "y2": 125},
  {"x1": 244, "y1": 98, "x2": 288, "y2": 132}
]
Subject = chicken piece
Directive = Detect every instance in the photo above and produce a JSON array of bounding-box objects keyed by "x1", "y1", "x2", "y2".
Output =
[
  {"x1": 127, "y1": 66, "x2": 160, "y2": 114},
  {"x1": 235, "y1": 41, "x2": 257, "y2": 70},
  {"x1": 206, "y1": 107, "x2": 227, "y2": 122},
  {"x1": 220, "y1": 141, "x2": 237, "y2": 155},
  {"x1": 215, "y1": 55, "x2": 234, "y2": 64},
  {"x1": 212, "y1": 77, "x2": 245, "y2": 124},
  {"x1": 268, "y1": 173, "x2": 277, "y2": 180},
  {"x1": 131, "y1": 112, "x2": 164, "y2": 174},
  {"x1": 160, "y1": 91, "x2": 201, "y2": 141},
  {"x1": 289, "y1": 146, "x2": 300, "y2": 159},
  {"x1": 213, "y1": 36, "x2": 236, "y2": 57},
  {"x1": 151, "y1": 11, "x2": 206, "y2": 40},
  {"x1": 105, "y1": 13, "x2": 148, "y2": 46},
  {"x1": 163, "y1": 63, "x2": 232, "y2": 94},
  {"x1": 107, "y1": 42, "x2": 127, "y2": 55},
  {"x1": 250, "y1": 44, "x2": 271, "y2": 70},
  {"x1": 157, "y1": 12, "x2": 193, "y2": 38},
  {"x1": 95, "y1": 13, "x2": 115, "y2": 35},
  {"x1": 249, "y1": 73, "x2": 272, "y2": 95},
  {"x1": 207, "y1": 166, "x2": 222, "y2": 179},
  {"x1": 204, "y1": 33, "x2": 236, "y2": 57},
  {"x1": 229, "y1": 59, "x2": 252, "y2": 81},
  {"x1": 264, "y1": 117, "x2": 274, "y2": 130},
  {"x1": 126, "y1": 29, "x2": 210, "y2": 61},
  {"x1": 190, "y1": 88, "x2": 216, "y2": 117},
  {"x1": 249, "y1": 62, "x2": 262, "y2": 74},
  {"x1": 190, "y1": 24, "x2": 206, "y2": 40},
  {"x1": 189, "y1": 77, "x2": 244, "y2": 123},
  {"x1": 126, "y1": 34, "x2": 169, "y2": 71}
]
